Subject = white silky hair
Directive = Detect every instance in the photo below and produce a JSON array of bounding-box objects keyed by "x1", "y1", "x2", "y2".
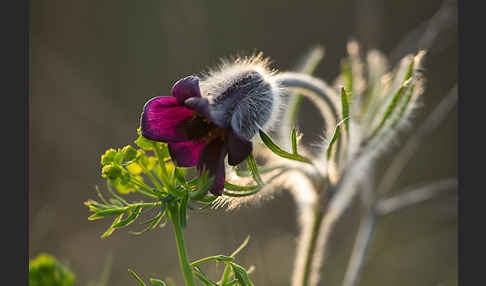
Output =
[{"x1": 198, "y1": 53, "x2": 284, "y2": 140}]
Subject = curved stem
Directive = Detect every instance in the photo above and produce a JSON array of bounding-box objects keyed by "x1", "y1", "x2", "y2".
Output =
[
  {"x1": 190, "y1": 255, "x2": 233, "y2": 267},
  {"x1": 220, "y1": 265, "x2": 232, "y2": 286},
  {"x1": 342, "y1": 209, "x2": 376, "y2": 286},
  {"x1": 293, "y1": 208, "x2": 324, "y2": 286},
  {"x1": 168, "y1": 203, "x2": 196, "y2": 286},
  {"x1": 275, "y1": 72, "x2": 340, "y2": 125},
  {"x1": 280, "y1": 47, "x2": 325, "y2": 148}
]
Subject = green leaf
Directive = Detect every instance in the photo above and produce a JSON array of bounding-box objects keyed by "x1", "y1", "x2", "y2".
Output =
[
  {"x1": 129, "y1": 211, "x2": 165, "y2": 235},
  {"x1": 233, "y1": 165, "x2": 285, "y2": 177},
  {"x1": 370, "y1": 78, "x2": 412, "y2": 138},
  {"x1": 231, "y1": 236, "x2": 250, "y2": 257},
  {"x1": 190, "y1": 170, "x2": 213, "y2": 200},
  {"x1": 193, "y1": 269, "x2": 219, "y2": 286},
  {"x1": 134, "y1": 134, "x2": 154, "y2": 150},
  {"x1": 341, "y1": 58, "x2": 353, "y2": 95},
  {"x1": 190, "y1": 255, "x2": 234, "y2": 267},
  {"x1": 112, "y1": 206, "x2": 142, "y2": 228},
  {"x1": 223, "y1": 181, "x2": 261, "y2": 197},
  {"x1": 326, "y1": 119, "x2": 348, "y2": 160},
  {"x1": 106, "y1": 181, "x2": 130, "y2": 206},
  {"x1": 128, "y1": 269, "x2": 147, "y2": 286},
  {"x1": 139, "y1": 210, "x2": 163, "y2": 225},
  {"x1": 149, "y1": 278, "x2": 167, "y2": 286},
  {"x1": 340, "y1": 87, "x2": 350, "y2": 133},
  {"x1": 258, "y1": 129, "x2": 312, "y2": 164},
  {"x1": 231, "y1": 263, "x2": 254, "y2": 286},
  {"x1": 226, "y1": 280, "x2": 238, "y2": 286},
  {"x1": 84, "y1": 200, "x2": 110, "y2": 212},
  {"x1": 174, "y1": 167, "x2": 187, "y2": 185},
  {"x1": 291, "y1": 128, "x2": 298, "y2": 154},
  {"x1": 390, "y1": 84, "x2": 416, "y2": 128},
  {"x1": 225, "y1": 166, "x2": 287, "y2": 197},
  {"x1": 101, "y1": 213, "x2": 124, "y2": 238},
  {"x1": 95, "y1": 185, "x2": 109, "y2": 204},
  {"x1": 88, "y1": 207, "x2": 129, "y2": 221},
  {"x1": 246, "y1": 153, "x2": 264, "y2": 186},
  {"x1": 223, "y1": 189, "x2": 261, "y2": 197},
  {"x1": 224, "y1": 182, "x2": 259, "y2": 191}
]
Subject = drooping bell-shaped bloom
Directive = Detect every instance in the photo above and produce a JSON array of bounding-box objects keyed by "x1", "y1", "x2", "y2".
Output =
[{"x1": 141, "y1": 57, "x2": 281, "y2": 195}]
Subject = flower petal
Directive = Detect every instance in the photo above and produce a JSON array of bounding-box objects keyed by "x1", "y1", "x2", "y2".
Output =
[
  {"x1": 227, "y1": 131, "x2": 253, "y2": 166},
  {"x1": 171, "y1": 76, "x2": 201, "y2": 104},
  {"x1": 141, "y1": 96, "x2": 193, "y2": 142},
  {"x1": 197, "y1": 138, "x2": 227, "y2": 196},
  {"x1": 184, "y1": 97, "x2": 220, "y2": 125},
  {"x1": 168, "y1": 140, "x2": 207, "y2": 167}
]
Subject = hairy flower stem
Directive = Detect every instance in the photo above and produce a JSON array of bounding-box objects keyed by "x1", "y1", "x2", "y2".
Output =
[
  {"x1": 275, "y1": 72, "x2": 340, "y2": 130},
  {"x1": 342, "y1": 209, "x2": 376, "y2": 286},
  {"x1": 281, "y1": 47, "x2": 325, "y2": 148},
  {"x1": 168, "y1": 203, "x2": 196, "y2": 286},
  {"x1": 299, "y1": 208, "x2": 324, "y2": 286}
]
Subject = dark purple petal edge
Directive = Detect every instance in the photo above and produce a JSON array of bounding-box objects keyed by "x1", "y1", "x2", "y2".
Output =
[{"x1": 171, "y1": 76, "x2": 201, "y2": 104}]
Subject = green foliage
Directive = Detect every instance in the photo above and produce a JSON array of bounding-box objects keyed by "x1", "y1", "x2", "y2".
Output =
[
  {"x1": 231, "y1": 263, "x2": 255, "y2": 286},
  {"x1": 291, "y1": 128, "x2": 299, "y2": 155},
  {"x1": 100, "y1": 148, "x2": 117, "y2": 166},
  {"x1": 340, "y1": 58, "x2": 353, "y2": 95},
  {"x1": 189, "y1": 236, "x2": 254, "y2": 286},
  {"x1": 340, "y1": 87, "x2": 350, "y2": 133},
  {"x1": 122, "y1": 145, "x2": 138, "y2": 161},
  {"x1": 29, "y1": 253, "x2": 75, "y2": 286},
  {"x1": 224, "y1": 182, "x2": 259, "y2": 192},
  {"x1": 369, "y1": 77, "x2": 412, "y2": 138},
  {"x1": 246, "y1": 153, "x2": 264, "y2": 186},
  {"x1": 258, "y1": 129, "x2": 312, "y2": 164},
  {"x1": 327, "y1": 118, "x2": 348, "y2": 160},
  {"x1": 150, "y1": 278, "x2": 168, "y2": 286},
  {"x1": 88, "y1": 129, "x2": 266, "y2": 285},
  {"x1": 128, "y1": 269, "x2": 147, "y2": 286},
  {"x1": 84, "y1": 43, "x2": 428, "y2": 286}
]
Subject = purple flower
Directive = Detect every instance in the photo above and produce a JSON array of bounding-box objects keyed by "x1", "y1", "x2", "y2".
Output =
[{"x1": 141, "y1": 76, "x2": 254, "y2": 196}]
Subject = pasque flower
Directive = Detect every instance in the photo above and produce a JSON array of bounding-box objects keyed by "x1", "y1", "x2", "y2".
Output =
[{"x1": 140, "y1": 57, "x2": 281, "y2": 195}]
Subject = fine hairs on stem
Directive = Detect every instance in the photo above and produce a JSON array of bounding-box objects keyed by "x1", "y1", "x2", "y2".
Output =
[
  {"x1": 340, "y1": 86, "x2": 458, "y2": 286},
  {"x1": 82, "y1": 3, "x2": 456, "y2": 284}
]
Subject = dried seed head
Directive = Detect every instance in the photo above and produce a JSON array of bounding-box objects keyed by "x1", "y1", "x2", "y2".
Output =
[{"x1": 198, "y1": 53, "x2": 283, "y2": 139}]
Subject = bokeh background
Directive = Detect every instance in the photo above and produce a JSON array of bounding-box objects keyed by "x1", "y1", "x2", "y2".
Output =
[{"x1": 29, "y1": 0, "x2": 458, "y2": 285}]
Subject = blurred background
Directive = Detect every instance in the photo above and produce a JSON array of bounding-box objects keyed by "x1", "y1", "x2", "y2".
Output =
[{"x1": 29, "y1": 0, "x2": 458, "y2": 285}]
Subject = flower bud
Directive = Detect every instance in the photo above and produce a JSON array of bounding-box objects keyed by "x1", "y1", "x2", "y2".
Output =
[
  {"x1": 136, "y1": 149, "x2": 146, "y2": 160},
  {"x1": 120, "y1": 172, "x2": 131, "y2": 186},
  {"x1": 100, "y1": 148, "x2": 117, "y2": 166},
  {"x1": 101, "y1": 164, "x2": 122, "y2": 180},
  {"x1": 199, "y1": 53, "x2": 283, "y2": 139},
  {"x1": 122, "y1": 145, "x2": 137, "y2": 161}
]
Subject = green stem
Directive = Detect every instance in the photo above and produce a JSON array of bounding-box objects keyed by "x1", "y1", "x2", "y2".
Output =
[
  {"x1": 141, "y1": 166, "x2": 165, "y2": 191},
  {"x1": 168, "y1": 203, "x2": 196, "y2": 286},
  {"x1": 301, "y1": 209, "x2": 324, "y2": 286},
  {"x1": 220, "y1": 264, "x2": 232, "y2": 286},
  {"x1": 129, "y1": 179, "x2": 160, "y2": 199},
  {"x1": 151, "y1": 142, "x2": 181, "y2": 197},
  {"x1": 190, "y1": 255, "x2": 233, "y2": 267},
  {"x1": 151, "y1": 142, "x2": 170, "y2": 179}
]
